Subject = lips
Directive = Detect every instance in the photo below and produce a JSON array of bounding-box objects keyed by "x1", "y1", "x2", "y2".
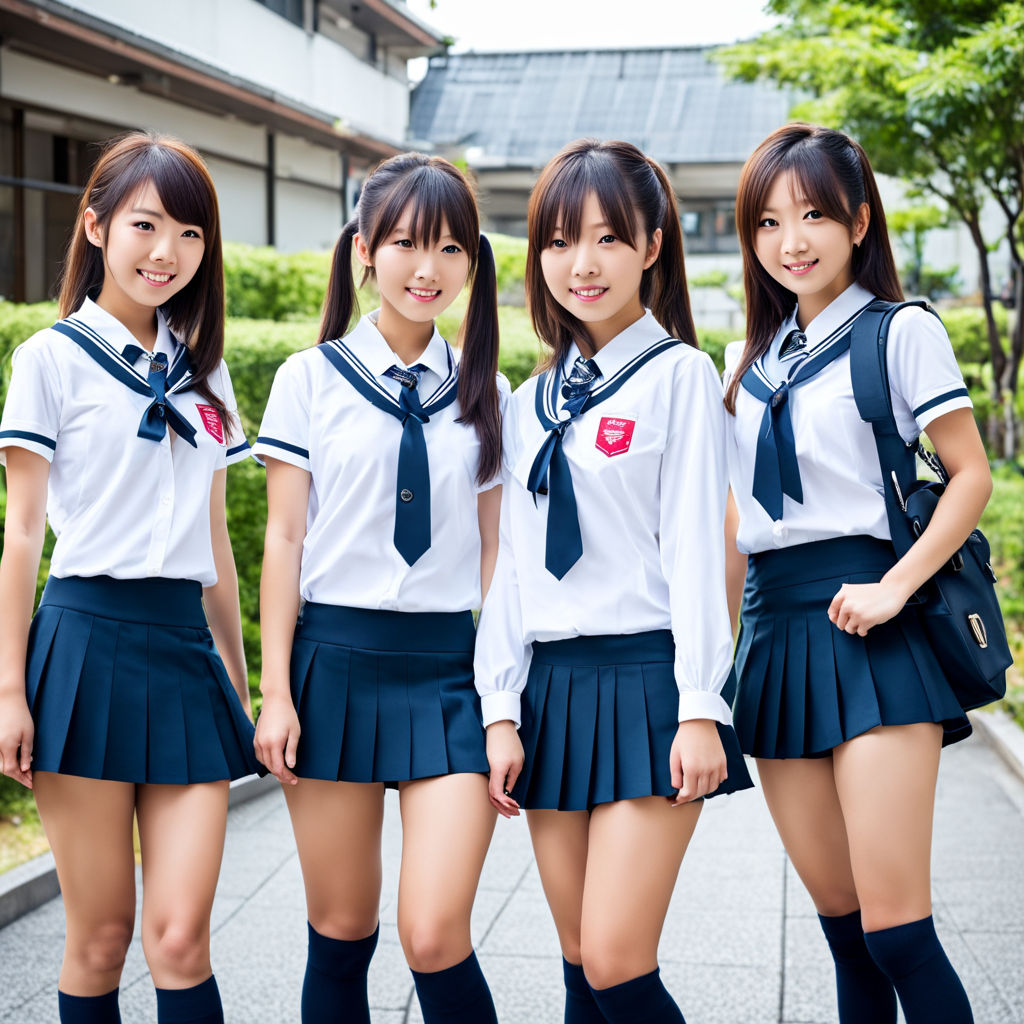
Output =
[
  {"x1": 407, "y1": 287, "x2": 441, "y2": 302},
  {"x1": 571, "y1": 287, "x2": 608, "y2": 302},
  {"x1": 784, "y1": 259, "x2": 818, "y2": 275},
  {"x1": 138, "y1": 269, "x2": 175, "y2": 285}
]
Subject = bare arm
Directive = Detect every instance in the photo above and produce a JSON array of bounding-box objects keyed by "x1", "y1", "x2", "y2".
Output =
[
  {"x1": 478, "y1": 484, "x2": 501, "y2": 602},
  {"x1": 0, "y1": 449, "x2": 50, "y2": 787},
  {"x1": 203, "y1": 467, "x2": 251, "y2": 718},
  {"x1": 253, "y1": 458, "x2": 311, "y2": 783},
  {"x1": 830, "y1": 408, "x2": 992, "y2": 634},
  {"x1": 724, "y1": 489, "x2": 748, "y2": 636}
]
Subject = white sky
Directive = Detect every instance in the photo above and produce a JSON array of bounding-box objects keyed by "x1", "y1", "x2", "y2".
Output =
[{"x1": 405, "y1": 0, "x2": 779, "y2": 52}]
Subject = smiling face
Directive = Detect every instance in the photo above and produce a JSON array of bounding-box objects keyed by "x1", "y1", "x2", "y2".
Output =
[
  {"x1": 85, "y1": 180, "x2": 205, "y2": 334},
  {"x1": 355, "y1": 206, "x2": 470, "y2": 346},
  {"x1": 539, "y1": 191, "x2": 662, "y2": 351},
  {"x1": 753, "y1": 170, "x2": 869, "y2": 327}
]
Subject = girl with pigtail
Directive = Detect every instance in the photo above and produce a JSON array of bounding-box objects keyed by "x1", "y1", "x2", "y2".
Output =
[
  {"x1": 476, "y1": 138, "x2": 752, "y2": 1023},
  {"x1": 725, "y1": 123, "x2": 985, "y2": 1023},
  {"x1": 253, "y1": 153, "x2": 505, "y2": 1023}
]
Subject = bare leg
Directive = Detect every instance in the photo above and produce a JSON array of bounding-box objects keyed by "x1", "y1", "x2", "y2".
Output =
[{"x1": 33, "y1": 772, "x2": 136, "y2": 997}]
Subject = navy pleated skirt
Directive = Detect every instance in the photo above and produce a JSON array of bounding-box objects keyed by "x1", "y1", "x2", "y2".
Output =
[
  {"x1": 26, "y1": 575, "x2": 260, "y2": 784},
  {"x1": 733, "y1": 535, "x2": 972, "y2": 759},
  {"x1": 513, "y1": 630, "x2": 754, "y2": 811},
  {"x1": 288, "y1": 604, "x2": 489, "y2": 784}
]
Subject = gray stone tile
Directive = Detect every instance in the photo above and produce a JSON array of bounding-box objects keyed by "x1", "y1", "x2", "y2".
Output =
[
  {"x1": 661, "y1": 908, "x2": 780, "y2": 970},
  {"x1": 477, "y1": 953, "x2": 566, "y2": 1024},
  {"x1": 662, "y1": 962, "x2": 780, "y2": 1024},
  {"x1": 477, "y1": 891, "x2": 561, "y2": 958}
]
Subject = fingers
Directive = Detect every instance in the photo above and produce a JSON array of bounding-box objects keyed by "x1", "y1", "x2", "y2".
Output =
[
  {"x1": 0, "y1": 742, "x2": 34, "y2": 790},
  {"x1": 488, "y1": 761, "x2": 521, "y2": 818},
  {"x1": 254, "y1": 727, "x2": 300, "y2": 786}
]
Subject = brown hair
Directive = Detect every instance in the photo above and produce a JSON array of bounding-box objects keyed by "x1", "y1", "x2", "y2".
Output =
[
  {"x1": 725, "y1": 123, "x2": 903, "y2": 412},
  {"x1": 320, "y1": 152, "x2": 500, "y2": 484},
  {"x1": 526, "y1": 138, "x2": 697, "y2": 367},
  {"x1": 58, "y1": 131, "x2": 229, "y2": 429}
]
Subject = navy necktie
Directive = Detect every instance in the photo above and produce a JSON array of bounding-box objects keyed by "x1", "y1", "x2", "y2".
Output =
[
  {"x1": 778, "y1": 328, "x2": 808, "y2": 363},
  {"x1": 121, "y1": 344, "x2": 195, "y2": 445},
  {"x1": 383, "y1": 364, "x2": 432, "y2": 566},
  {"x1": 527, "y1": 356, "x2": 602, "y2": 579}
]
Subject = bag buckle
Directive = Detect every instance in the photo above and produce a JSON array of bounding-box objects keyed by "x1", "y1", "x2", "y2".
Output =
[{"x1": 967, "y1": 613, "x2": 989, "y2": 649}]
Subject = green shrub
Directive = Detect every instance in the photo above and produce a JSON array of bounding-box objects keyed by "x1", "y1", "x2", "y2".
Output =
[
  {"x1": 941, "y1": 304, "x2": 1008, "y2": 366},
  {"x1": 223, "y1": 244, "x2": 333, "y2": 321}
]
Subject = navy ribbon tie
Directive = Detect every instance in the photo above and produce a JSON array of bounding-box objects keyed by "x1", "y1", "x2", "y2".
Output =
[
  {"x1": 527, "y1": 356, "x2": 601, "y2": 580},
  {"x1": 122, "y1": 344, "x2": 197, "y2": 446},
  {"x1": 741, "y1": 328, "x2": 855, "y2": 521},
  {"x1": 385, "y1": 364, "x2": 432, "y2": 566}
]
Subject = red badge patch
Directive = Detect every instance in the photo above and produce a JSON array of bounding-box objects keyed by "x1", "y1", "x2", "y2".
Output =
[
  {"x1": 196, "y1": 404, "x2": 225, "y2": 445},
  {"x1": 595, "y1": 416, "x2": 635, "y2": 457}
]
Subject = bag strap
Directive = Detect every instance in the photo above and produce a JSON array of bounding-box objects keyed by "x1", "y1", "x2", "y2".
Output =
[{"x1": 849, "y1": 299, "x2": 940, "y2": 552}]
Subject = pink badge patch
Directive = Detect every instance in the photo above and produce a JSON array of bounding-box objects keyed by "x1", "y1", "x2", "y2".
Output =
[
  {"x1": 196, "y1": 404, "x2": 225, "y2": 445},
  {"x1": 595, "y1": 416, "x2": 635, "y2": 457}
]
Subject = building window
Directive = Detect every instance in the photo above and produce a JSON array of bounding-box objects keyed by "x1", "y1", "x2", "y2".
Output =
[
  {"x1": 252, "y1": 0, "x2": 304, "y2": 28},
  {"x1": 679, "y1": 201, "x2": 738, "y2": 254}
]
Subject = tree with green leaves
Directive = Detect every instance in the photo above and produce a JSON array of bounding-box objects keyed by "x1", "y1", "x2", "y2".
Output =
[{"x1": 717, "y1": 0, "x2": 1024, "y2": 457}]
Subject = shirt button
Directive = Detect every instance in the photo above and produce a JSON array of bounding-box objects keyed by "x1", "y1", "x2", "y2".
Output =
[
  {"x1": 772, "y1": 521, "x2": 788, "y2": 545},
  {"x1": 161, "y1": 496, "x2": 171, "y2": 506},
  {"x1": 400, "y1": 488, "x2": 414, "y2": 503}
]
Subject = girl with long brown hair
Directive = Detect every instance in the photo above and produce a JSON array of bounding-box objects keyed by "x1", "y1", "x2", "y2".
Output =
[
  {"x1": 0, "y1": 132, "x2": 259, "y2": 1023},
  {"x1": 725, "y1": 122, "x2": 986, "y2": 1022},
  {"x1": 476, "y1": 138, "x2": 752, "y2": 1023},
  {"x1": 252, "y1": 152, "x2": 504, "y2": 1023}
]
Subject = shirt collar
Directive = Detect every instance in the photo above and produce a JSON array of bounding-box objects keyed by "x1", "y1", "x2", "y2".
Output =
[
  {"x1": 562, "y1": 309, "x2": 670, "y2": 382},
  {"x1": 74, "y1": 296, "x2": 177, "y2": 361},
  {"x1": 776, "y1": 281, "x2": 875, "y2": 354},
  {"x1": 348, "y1": 311, "x2": 451, "y2": 383}
]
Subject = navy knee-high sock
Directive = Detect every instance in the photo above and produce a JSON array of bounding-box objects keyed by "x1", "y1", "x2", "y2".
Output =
[
  {"x1": 562, "y1": 959, "x2": 606, "y2": 1023},
  {"x1": 411, "y1": 951, "x2": 497, "y2": 1024},
  {"x1": 154, "y1": 975, "x2": 223, "y2": 1023},
  {"x1": 864, "y1": 916, "x2": 973, "y2": 1024},
  {"x1": 590, "y1": 967, "x2": 684, "y2": 1024},
  {"x1": 818, "y1": 910, "x2": 897, "y2": 1023},
  {"x1": 57, "y1": 988, "x2": 121, "y2": 1023},
  {"x1": 302, "y1": 922, "x2": 378, "y2": 1024}
]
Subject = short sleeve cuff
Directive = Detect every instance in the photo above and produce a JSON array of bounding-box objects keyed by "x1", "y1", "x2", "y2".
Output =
[
  {"x1": 913, "y1": 389, "x2": 973, "y2": 432},
  {"x1": 252, "y1": 437, "x2": 311, "y2": 472},
  {"x1": 225, "y1": 439, "x2": 255, "y2": 467},
  {"x1": 677, "y1": 689, "x2": 733, "y2": 726},
  {"x1": 0, "y1": 428, "x2": 57, "y2": 464},
  {"x1": 480, "y1": 690, "x2": 522, "y2": 728}
]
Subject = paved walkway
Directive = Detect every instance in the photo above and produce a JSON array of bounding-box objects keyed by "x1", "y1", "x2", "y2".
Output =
[{"x1": 2, "y1": 734, "x2": 1023, "y2": 1023}]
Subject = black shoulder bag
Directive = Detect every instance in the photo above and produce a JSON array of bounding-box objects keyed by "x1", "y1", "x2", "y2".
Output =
[{"x1": 849, "y1": 299, "x2": 1011, "y2": 711}]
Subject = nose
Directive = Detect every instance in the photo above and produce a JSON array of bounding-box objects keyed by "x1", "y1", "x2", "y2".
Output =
[
  {"x1": 781, "y1": 223, "x2": 808, "y2": 257},
  {"x1": 148, "y1": 231, "x2": 177, "y2": 264},
  {"x1": 571, "y1": 243, "x2": 599, "y2": 278},
  {"x1": 414, "y1": 253, "x2": 439, "y2": 282}
]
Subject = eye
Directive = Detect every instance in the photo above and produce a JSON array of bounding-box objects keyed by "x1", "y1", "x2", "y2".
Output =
[
  {"x1": 395, "y1": 238, "x2": 414, "y2": 248},
  {"x1": 549, "y1": 238, "x2": 567, "y2": 249},
  {"x1": 133, "y1": 221, "x2": 154, "y2": 231},
  {"x1": 757, "y1": 217, "x2": 778, "y2": 229},
  {"x1": 805, "y1": 209, "x2": 824, "y2": 220},
  {"x1": 182, "y1": 229, "x2": 202, "y2": 239},
  {"x1": 599, "y1": 234, "x2": 616, "y2": 244},
  {"x1": 441, "y1": 244, "x2": 462, "y2": 255}
]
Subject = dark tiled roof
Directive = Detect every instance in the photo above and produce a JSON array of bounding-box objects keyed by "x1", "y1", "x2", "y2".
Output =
[{"x1": 410, "y1": 47, "x2": 795, "y2": 166}]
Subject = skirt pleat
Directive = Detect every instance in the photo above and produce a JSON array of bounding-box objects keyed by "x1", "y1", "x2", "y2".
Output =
[
  {"x1": 287, "y1": 604, "x2": 488, "y2": 784},
  {"x1": 734, "y1": 536, "x2": 971, "y2": 759},
  {"x1": 26, "y1": 576, "x2": 261, "y2": 784},
  {"x1": 513, "y1": 631, "x2": 753, "y2": 811}
]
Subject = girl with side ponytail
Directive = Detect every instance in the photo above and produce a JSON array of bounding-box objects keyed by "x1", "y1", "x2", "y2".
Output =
[
  {"x1": 253, "y1": 153, "x2": 504, "y2": 1023},
  {"x1": 724, "y1": 123, "x2": 986, "y2": 1023},
  {"x1": 477, "y1": 138, "x2": 753, "y2": 1023}
]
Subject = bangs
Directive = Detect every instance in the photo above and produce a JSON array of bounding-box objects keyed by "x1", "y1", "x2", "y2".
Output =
[
  {"x1": 530, "y1": 149, "x2": 642, "y2": 252},
  {"x1": 102, "y1": 143, "x2": 216, "y2": 232},
  {"x1": 774, "y1": 142, "x2": 855, "y2": 226},
  {"x1": 366, "y1": 163, "x2": 479, "y2": 261}
]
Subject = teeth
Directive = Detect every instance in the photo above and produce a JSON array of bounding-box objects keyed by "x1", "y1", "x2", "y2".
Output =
[
  {"x1": 787, "y1": 262, "x2": 815, "y2": 271},
  {"x1": 139, "y1": 270, "x2": 172, "y2": 283},
  {"x1": 409, "y1": 288, "x2": 440, "y2": 297},
  {"x1": 574, "y1": 288, "x2": 606, "y2": 297}
]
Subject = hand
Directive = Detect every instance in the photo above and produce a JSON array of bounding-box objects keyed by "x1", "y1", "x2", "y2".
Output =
[
  {"x1": 0, "y1": 692, "x2": 34, "y2": 789},
  {"x1": 253, "y1": 693, "x2": 301, "y2": 785},
  {"x1": 828, "y1": 579, "x2": 909, "y2": 636},
  {"x1": 670, "y1": 719, "x2": 726, "y2": 804},
  {"x1": 486, "y1": 720, "x2": 523, "y2": 818}
]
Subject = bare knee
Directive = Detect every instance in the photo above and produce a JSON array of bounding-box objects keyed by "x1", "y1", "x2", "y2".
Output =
[
  {"x1": 580, "y1": 936, "x2": 651, "y2": 991},
  {"x1": 399, "y1": 918, "x2": 470, "y2": 974},
  {"x1": 144, "y1": 921, "x2": 210, "y2": 980},
  {"x1": 309, "y1": 908, "x2": 380, "y2": 943},
  {"x1": 68, "y1": 918, "x2": 134, "y2": 976}
]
